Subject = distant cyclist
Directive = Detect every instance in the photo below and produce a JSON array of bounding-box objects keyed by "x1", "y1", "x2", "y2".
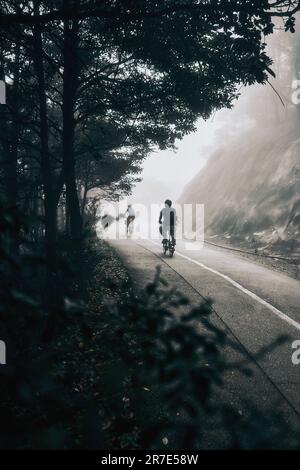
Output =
[
  {"x1": 126, "y1": 204, "x2": 136, "y2": 234},
  {"x1": 159, "y1": 199, "x2": 177, "y2": 246}
]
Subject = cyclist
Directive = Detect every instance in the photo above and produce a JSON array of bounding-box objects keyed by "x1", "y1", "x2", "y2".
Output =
[
  {"x1": 126, "y1": 204, "x2": 136, "y2": 234},
  {"x1": 159, "y1": 199, "x2": 177, "y2": 246}
]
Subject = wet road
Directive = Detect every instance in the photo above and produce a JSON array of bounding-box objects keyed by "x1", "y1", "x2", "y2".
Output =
[{"x1": 109, "y1": 237, "x2": 300, "y2": 446}]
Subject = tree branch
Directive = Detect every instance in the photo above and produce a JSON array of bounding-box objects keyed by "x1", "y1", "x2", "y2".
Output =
[{"x1": 2, "y1": 2, "x2": 298, "y2": 27}]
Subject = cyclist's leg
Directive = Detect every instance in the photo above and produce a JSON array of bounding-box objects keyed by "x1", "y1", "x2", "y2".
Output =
[
  {"x1": 130, "y1": 216, "x2": 135, "y2": 233},
  {"x1": 162, "y1": 224, "x2": 168, "y2": 244},
  {"x1": 170, "y1": 225, "x2": 176, "y2": 245},
  {"x1": 127, "y1": 216, "x2": 134, "y2": 233}
]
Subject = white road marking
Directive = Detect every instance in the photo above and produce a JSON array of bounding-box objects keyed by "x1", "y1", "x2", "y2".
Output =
[{"x1": 148, "y1": 240, "x2": 300, "y2": 333}]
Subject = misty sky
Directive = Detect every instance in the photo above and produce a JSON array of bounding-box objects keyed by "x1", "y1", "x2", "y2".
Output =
[
  {"x1": 129, "y1": 25, "x2": 295, "y2": 207},
  {"x1": 130, "y1": 86, "x2": 257, "y2": 205}
]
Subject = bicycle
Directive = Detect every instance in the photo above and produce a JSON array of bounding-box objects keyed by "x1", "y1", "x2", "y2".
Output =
[{"x1": 162, "y1": 236, "x2": 175, "y2": 257}]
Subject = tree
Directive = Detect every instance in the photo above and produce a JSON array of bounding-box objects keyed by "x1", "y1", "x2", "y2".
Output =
[
  {"x1": 0, "y1": 1, "x2": 299, "y2": 27},
  {"x1": 0, "y1": 0, "x2": 298, "y2": 293},
  {"x1": 32, "y1": 1, "x2": 58, "y2": 275},
  {"x1": 76, "y1": 120, "x2": 145, "y2": 215}
]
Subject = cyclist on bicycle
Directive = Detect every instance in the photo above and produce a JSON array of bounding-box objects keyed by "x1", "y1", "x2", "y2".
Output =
[{"x1": 159, "y1": 199, "x2": 177, "y2": 246}]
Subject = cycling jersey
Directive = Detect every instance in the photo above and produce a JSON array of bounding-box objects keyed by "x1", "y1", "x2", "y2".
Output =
[
  {"x1": 159, "y1": 207, "x2": 176, "y2": 227},
  {"x1": 127, "y1": 207, "x2": 135, "y2": 217}
]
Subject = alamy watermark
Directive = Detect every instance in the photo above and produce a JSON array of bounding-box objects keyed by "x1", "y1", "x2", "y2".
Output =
[
  {"x1": 291, "y1": 340, "x2": 300, "y2": 365},
  {"x1": 97, "y1": 201, "x2": 205, "y2": 250},
  {"x1": 0, "y1": 80, "x2": 6, "y2": 104},
  {"x1": 0, "y1": 340, "x2": 6, "y2": 365}
]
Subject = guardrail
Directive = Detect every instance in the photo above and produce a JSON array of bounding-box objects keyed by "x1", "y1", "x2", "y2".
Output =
[{"x1": 204, "y1": 239, "x2": 299, "y2": 263}]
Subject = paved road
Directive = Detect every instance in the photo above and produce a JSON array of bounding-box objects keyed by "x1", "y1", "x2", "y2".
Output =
[{"x1": 109, "y1": 237, "x2": 300, "y2": 447}]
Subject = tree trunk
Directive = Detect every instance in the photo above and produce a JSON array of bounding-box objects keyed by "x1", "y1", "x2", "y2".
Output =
[
  {"x1": 0, "y1": 39, "x2": 20, "y2": 257},
  {"x1": 0, "y1": 62, "x2": 18, "y2": 209},
  {"x1": 32, "y1": 11, "x2": 57, "y2": 273},
  {"x1": 62, "y1": 4, "x2": 86, "y2": 299},
  {"x1": 62, "y1": 7, "x2": 82, "y2": 242},
  {"x1": 32, "y1": 3, "x2": 64, "y2": 324}
]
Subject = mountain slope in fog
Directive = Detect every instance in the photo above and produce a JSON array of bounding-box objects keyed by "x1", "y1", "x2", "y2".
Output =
[
  {"x1": 179, "y1": 29, "x2": 300, "y2": 257},
  {"x1": 179, "y1": 121, "x2": 300, "y2": 255}
]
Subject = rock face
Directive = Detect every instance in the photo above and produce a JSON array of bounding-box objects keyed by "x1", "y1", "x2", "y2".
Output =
[
  {"x1": 179, "y1": 29, "x2": 300, "y2": 257},
  {"x1": 179, "y1": 113, "x2": 300, "y2": 257}
]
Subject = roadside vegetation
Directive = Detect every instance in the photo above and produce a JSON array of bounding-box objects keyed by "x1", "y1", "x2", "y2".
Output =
[{"x1": 1, "y1": 204, "x2": 298, "y2": 449}]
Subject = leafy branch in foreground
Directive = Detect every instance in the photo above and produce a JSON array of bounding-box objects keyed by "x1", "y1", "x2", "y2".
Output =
[
  {"x1": 1, "y1": 1, "x2": 299, "y2": 26},
  {"x1": 0, "y1": 202, "x2": 92, "y2": 449}
]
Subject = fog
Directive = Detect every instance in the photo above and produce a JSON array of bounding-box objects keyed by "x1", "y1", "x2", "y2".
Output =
[
  {"x1": 175, "y1": 27, "x2": 300, "y2": 255},
  {"x1": 130, "y1": 25, "x2": 298, "y2": 208},
  {"x1": 130, "y1": 98, "x2": 254, "y2": 204},
  {"x1": 100, "y1": 26, "x2": 300, "y2": 255}
]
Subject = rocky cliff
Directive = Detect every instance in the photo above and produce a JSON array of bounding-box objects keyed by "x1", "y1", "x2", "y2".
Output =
[{"x1": 179, "y1": 31, "x2": 300, "y2": 257}]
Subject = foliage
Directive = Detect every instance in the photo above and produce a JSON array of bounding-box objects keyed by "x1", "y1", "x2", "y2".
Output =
[
  {"x1": 0, "y1": 0, "x2": 299, "y2": 451},
  {"x1": 0, "y1": 208, "x2": 297, "y2": 449},
  {"x1": 0, "y1": 202, "x2": 91, "y2": 449}
]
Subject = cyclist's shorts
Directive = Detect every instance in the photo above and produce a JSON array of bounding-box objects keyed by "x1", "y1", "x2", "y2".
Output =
[{"x1": 160, "y1": 225, "x2": 175, "y2": 237}]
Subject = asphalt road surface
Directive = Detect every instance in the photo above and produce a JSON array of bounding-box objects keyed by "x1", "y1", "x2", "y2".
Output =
[{"x1": 109, "y1": 237, "x2": 300, "y2": 447}]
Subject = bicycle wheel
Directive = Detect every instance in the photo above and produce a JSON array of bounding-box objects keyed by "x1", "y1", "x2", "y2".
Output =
[{"x1": 168, "y1": 240, "x2": 175, "y2": 257}]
